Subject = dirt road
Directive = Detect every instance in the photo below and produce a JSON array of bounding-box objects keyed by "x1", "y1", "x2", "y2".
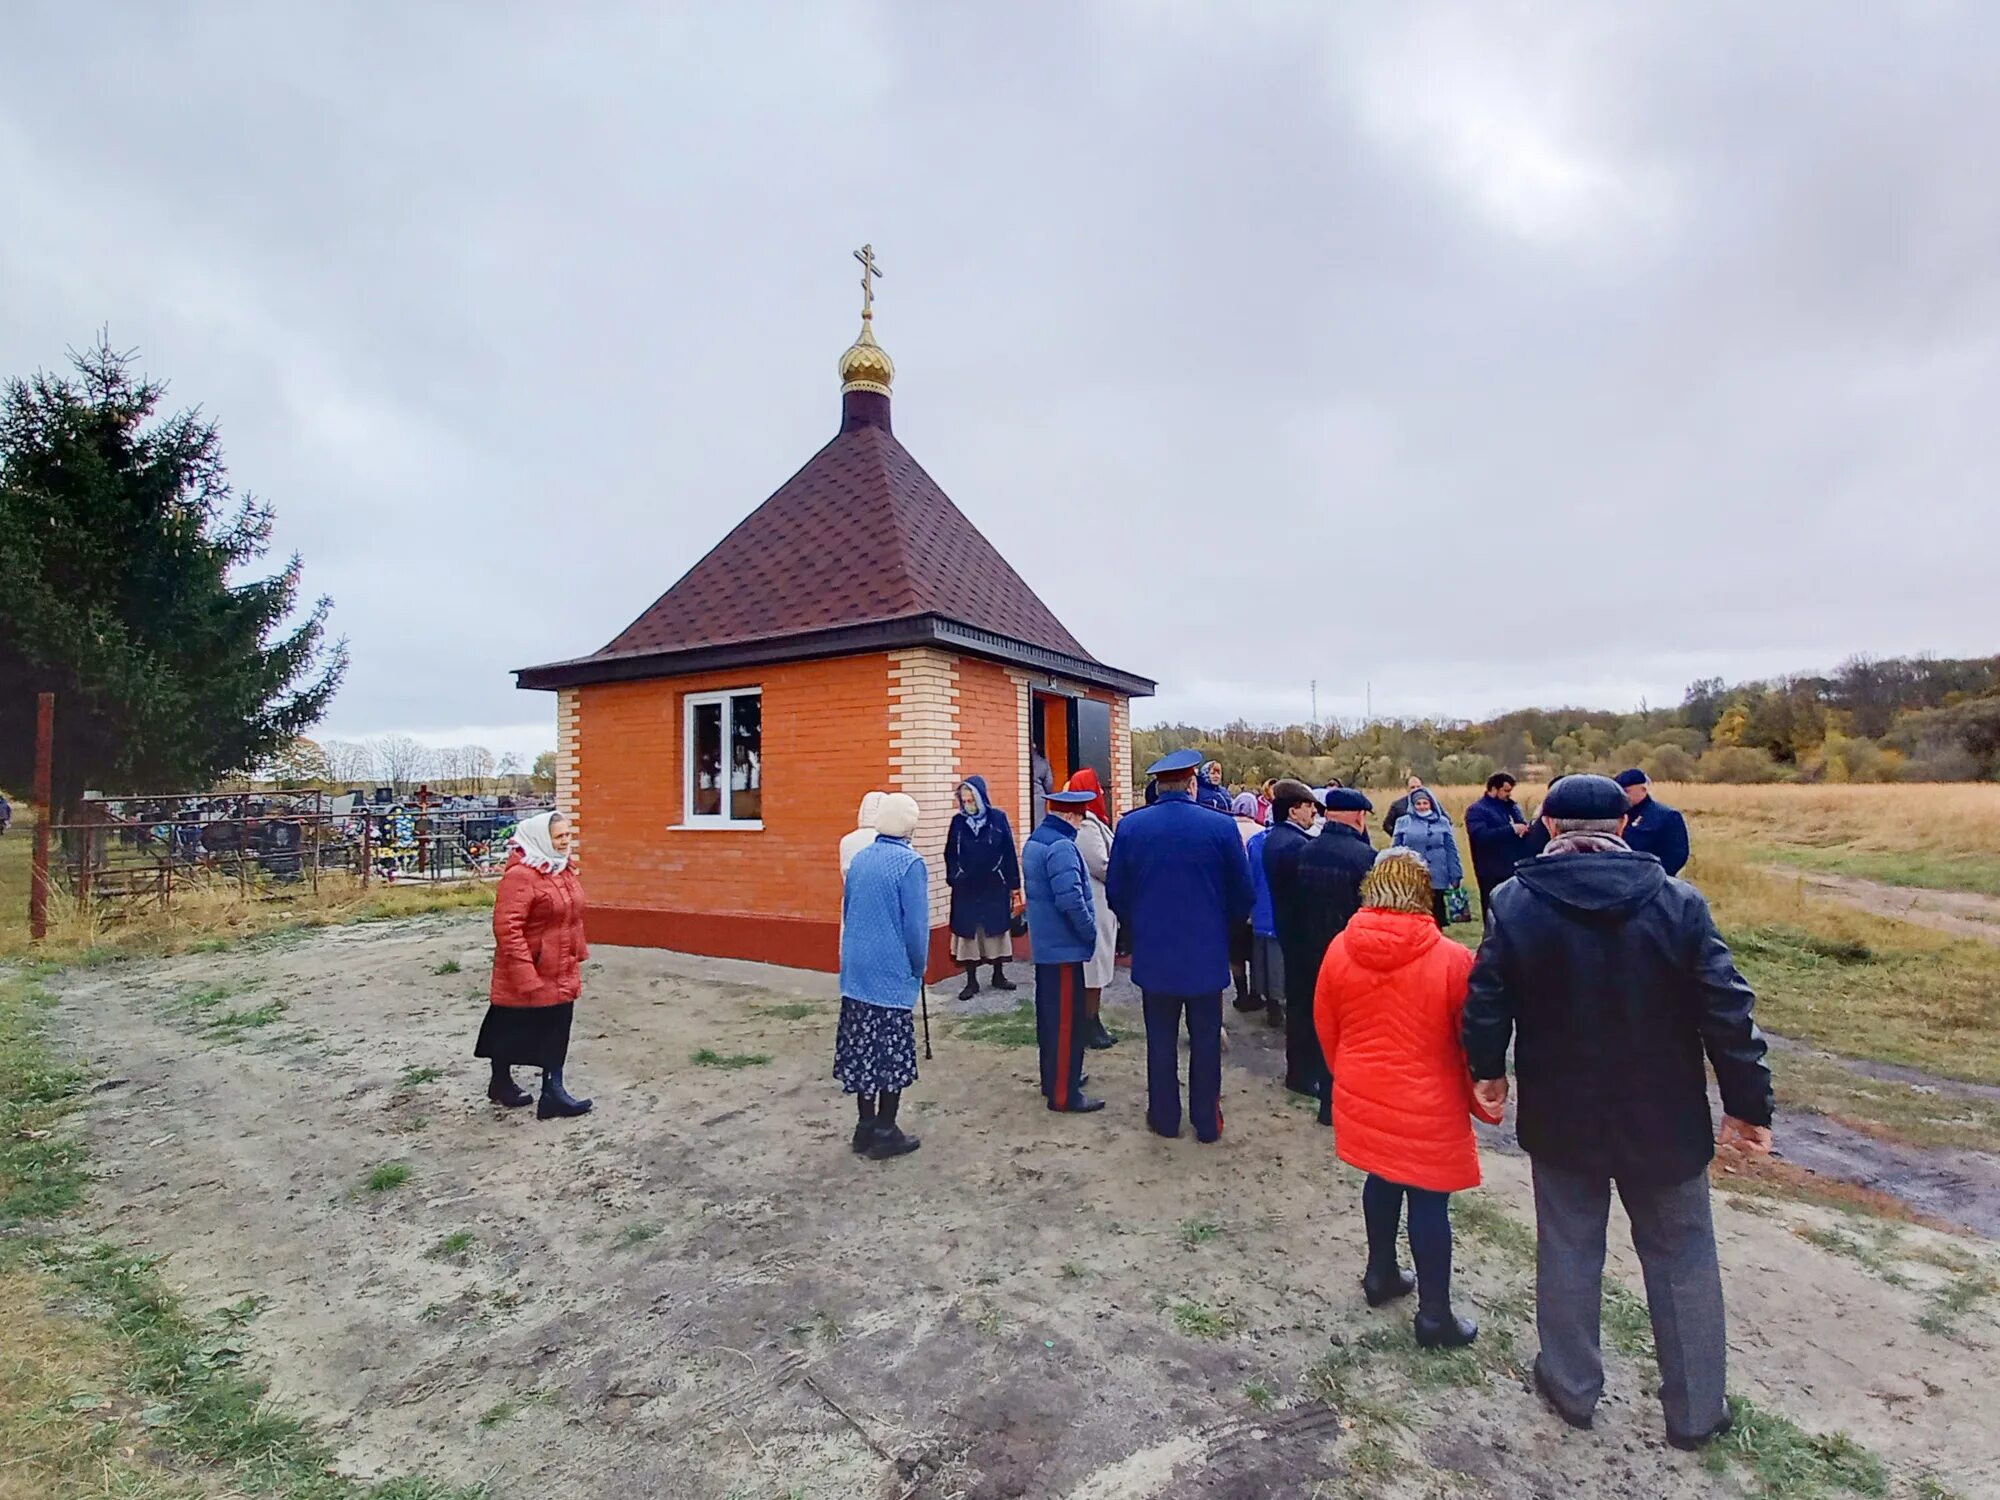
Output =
[
  {"x1": 1763, "y1": 867, "x2": 2000, "y2": 946},
  {"x1": 47, "y1": 916, "x2": 1999, "y2": 1498}
]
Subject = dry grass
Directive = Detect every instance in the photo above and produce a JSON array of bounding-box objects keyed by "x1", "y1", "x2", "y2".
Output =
[
  {"x1": 0, "y1": 1272, "x2": 205, "y2": 1500},
  {"x1": 0, "y1": 801, "x2": 494, "y2": 963}
]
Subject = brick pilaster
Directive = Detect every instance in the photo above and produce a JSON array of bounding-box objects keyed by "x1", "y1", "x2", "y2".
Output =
[
  {"x1": 888, "y1": 649, "x2": 960, "y2": 926},
  {"x1": 556, "y1": 687, "x2": 582, "y2": 851}
]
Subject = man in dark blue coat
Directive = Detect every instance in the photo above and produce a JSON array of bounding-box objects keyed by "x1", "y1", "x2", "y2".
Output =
[
  {"x1": 1259, "y1": 779, "x2": 1319, "y2": 1059},
  {"x1": 1614, "y1": 768, "x2": 1690, "y2": 876},
  {"x1": 1107, "y1": 750, "x2": 1254, "y2": 1143},
  {"x1": 1464, "y1": 772, "x2": 1533, "y2": 931},
  {"x1": 1024, "y1": 789, "x2": 1104, "y2": 1114},
  {"x1": 1463, "y1": 775, "x2": 1771, "y2": 1450},
  {"x1": 1289, "y1": 787, "x2": 1376, "y2": 1125}
]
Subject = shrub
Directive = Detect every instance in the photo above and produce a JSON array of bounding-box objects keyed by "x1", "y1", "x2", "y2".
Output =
[
  {"x1": 1641, "y1": 744, "x2": 1699, "y2": 783},
  {"x1": 1698, "y1": 746, "x2": 1786, "y2": 784}
]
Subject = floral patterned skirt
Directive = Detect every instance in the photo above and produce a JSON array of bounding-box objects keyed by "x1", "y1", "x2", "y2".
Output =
[{"x1": 833, "y1": 998, "x2": 919, "y2": 1095}]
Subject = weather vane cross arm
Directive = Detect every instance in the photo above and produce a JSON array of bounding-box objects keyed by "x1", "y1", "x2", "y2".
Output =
[{"x1": 855, "y1": 243, "x2": 883, "y2": 315}]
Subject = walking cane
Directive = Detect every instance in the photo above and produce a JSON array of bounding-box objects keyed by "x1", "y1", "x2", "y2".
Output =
[{"x1": 919, "y1": 984, "x2": 934, "y2": 1060}]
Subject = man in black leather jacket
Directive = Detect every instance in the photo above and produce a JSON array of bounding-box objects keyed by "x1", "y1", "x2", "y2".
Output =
[
  {"x1": 1260, "y1": 779, "x2": 1320, "y2": 1091},
  {"x1": 1463, "y1": 775, "x2": 1772, "y2": 1451},
  {"x1": 1290, "y1": 788, "x2": 1377, "y2": 1125}
]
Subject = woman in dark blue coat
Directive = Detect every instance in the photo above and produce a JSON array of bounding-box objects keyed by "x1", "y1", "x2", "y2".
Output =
[{"x1": 945, "y1": 774, "x2": 1021, "y2": 999}]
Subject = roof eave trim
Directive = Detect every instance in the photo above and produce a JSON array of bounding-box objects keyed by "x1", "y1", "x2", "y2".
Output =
[{"x1": 514, "y1": 616, "x2": 1156, "y2": 697}]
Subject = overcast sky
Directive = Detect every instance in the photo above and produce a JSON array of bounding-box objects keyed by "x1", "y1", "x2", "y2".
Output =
[{"x1": 5, "y1": 3, "x2": 1995, "y2": 759}]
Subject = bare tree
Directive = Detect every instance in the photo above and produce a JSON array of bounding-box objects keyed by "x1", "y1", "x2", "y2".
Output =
[
  {"x1": 322, "y1": 739, "x2": 375, "y2": 785},
  {"x1": 372, "y1": 734, "x2": 432, "y2": 796},
  {"x1": 466, "y1": 744, "x2": 496, "y2": 794}
]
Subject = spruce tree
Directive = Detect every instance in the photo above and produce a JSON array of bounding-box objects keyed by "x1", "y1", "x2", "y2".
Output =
[{"x1": 0, "y1": 336, "x2": 346, "y2": 809}]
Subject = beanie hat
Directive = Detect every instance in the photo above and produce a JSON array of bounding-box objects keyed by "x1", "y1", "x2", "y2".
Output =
[
  {"x1": 874, "y1": 793, "x2": 921, "y2": 839},
  {"x1": 1361, "y1": 847, "x2": 1434, "y2": 916}
]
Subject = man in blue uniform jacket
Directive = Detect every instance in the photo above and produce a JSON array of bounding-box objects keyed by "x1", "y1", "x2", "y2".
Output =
[
  {"x1": 1024, "y1": 788, "x2": 1105, "y2": 1114},
  {"x1": 1106, "y1": 749, "x2": 1255, "y2": 1142},
  {"x1": 1614, "y1": 769, "x2": 1690, "y2": 876}
]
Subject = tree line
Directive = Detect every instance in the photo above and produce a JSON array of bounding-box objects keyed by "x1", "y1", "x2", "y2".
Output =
[
  {"x1": 1135, "y1": 653, "x2": 2000, "y2": 790},
  {"x1": 262, "y1": 737, "x2": 557, "y2": 796}
]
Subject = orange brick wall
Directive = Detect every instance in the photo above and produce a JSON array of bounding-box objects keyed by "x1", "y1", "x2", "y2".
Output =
[
  {"x1": 953, "y1": 657, "x2": 1025, "y2": 825},
  {"x1": 577, "y1": 655, "x2": 893, "y2": 925}
]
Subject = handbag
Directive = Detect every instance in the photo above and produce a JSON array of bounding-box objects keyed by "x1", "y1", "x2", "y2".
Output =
[{"x1": 1442, "y1": 884, "x2": 1473, "y2": 926}]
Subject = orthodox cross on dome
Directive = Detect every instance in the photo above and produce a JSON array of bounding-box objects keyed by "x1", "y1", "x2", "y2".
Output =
[{"x1": 855, "y1": 243, "x2": 883, "y2": 317}]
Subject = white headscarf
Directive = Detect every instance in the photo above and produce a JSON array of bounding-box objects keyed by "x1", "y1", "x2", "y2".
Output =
[{"x1": 510, "y1": 811, "x2": 569, "y2": 874}]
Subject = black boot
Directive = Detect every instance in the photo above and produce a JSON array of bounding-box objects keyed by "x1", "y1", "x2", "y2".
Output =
[
  {"x1": 1086, "y1": 1015, "x2": 1118, "y2": 1049},
  {"x1": 988, "y1": 963, "x2": 1016, "y2": 992},
  {"x1": 866, "y1": 1090, "x2": 921, "y2": 1159},
  {"x1": 1361, "y1": 1268, "x2": 1417, "y2": 1307},
  {"x1": 486, "y1": 1061, "x2": 532, "y2": 1109},
  {"x1": 1414, "y1": 1309, "x2": 1478, "y2": 1349},
  {"x1": 958, "y1": 965, "x2": 981, "y2": 1001},
  {"x1": 537, "y1": 1067, "x2": 593, "y2": 1120},
  {"x1": 851, "y1": 1094, "x2": 879, "y2": 1154},
  {"x1": 1263, "y1": 998, "x2": 1286, "y2": 1029}
]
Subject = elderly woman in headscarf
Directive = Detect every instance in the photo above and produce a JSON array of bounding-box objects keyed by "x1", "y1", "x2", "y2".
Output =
[
  {"x1": 1229, "y1": 792, "x2": 1265, "y2": 1011},
  {"x1": 838, "y1": 793, "x2": 929, "y2": 1159},
  {"x1": 477, "y1": 810, "x2": 592, "y2": 1119},
  {"x1": 1390, "y1": 786, "x2": 1465, "y2": 926},
  {"x1": 944, "y1": 775, "x2": 1020, "y2": 1000},
  {"x1": 1197, "y1": 761, "x2": 1234, "y2": 814},
  {"x1": 840, "y1": 791, "x2": 887, "y2": 876},
  {"x1": 1314, "y1": 848, "x2": 1488, "y2": 1350},
  {"x1": 1065, "y1": 768, "x2": 1120, "y2": 1049}
]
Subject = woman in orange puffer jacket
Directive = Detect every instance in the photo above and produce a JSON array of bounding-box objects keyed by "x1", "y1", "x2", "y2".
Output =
[
  {"x1": 475, "y1": 811, "x2": 593, "y2": 1119},
  {"x1": 1315, "y1": 848, "x2": 1490, "y2": 1350}
]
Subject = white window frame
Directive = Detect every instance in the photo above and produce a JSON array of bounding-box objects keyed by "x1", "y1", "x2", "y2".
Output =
[{"x1": 679, "y1": 687, "x2": 764, "y2": 830}]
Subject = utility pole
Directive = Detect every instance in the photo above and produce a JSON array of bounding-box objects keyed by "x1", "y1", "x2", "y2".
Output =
[
  {"x1": 1366, "y1": 680, "x2": 1373, "y2": 723},
  {"x1": 1310, "y1": 679, "x2": 1318, "y2": 726}
]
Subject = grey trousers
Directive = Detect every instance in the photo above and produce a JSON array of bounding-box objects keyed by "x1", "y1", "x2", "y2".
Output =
[{"x1": 1531, "y1": 1159, "x2": 1729, "y2": 1440}]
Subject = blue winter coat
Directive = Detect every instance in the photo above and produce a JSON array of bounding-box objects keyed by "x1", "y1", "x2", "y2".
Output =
[
  {"x1": 1622, "y1": 793, "x2": 1691, "y2": 876},
  {"x1": 1246, "y1": 827, "x2": 1276, "y2": 936},
  {"x1": 1024, "y1": 815, "x2": 1097, "y2": 965},
  {"x1": 839, "y1": 836, "x2": 931, "y2": 1011},
  {"x1": 1464, "y1": 793, "x2": 1530, "y2": 891},
  {"x1": 1196, "y1": 776, "x2": 1234, "y2": 814},
  {"x1": 1105, "y1": 791, "x2": 1254, "y2": 995},
  {"x1": 945, "y1": 775, "x2": 1020, "y2": 937},
  {"x1": 1392, "y1": 795, "x2": 1463, "y2": 889}
]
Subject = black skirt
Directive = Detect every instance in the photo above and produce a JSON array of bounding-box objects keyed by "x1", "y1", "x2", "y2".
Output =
[{"x1": 474, "y1": 1002, "x2": 574, "y2": 1071}]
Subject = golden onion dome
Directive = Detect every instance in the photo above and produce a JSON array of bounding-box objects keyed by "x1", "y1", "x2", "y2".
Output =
[{"x1": 838, "y1": 311, "x2": 895, "y2": 395}]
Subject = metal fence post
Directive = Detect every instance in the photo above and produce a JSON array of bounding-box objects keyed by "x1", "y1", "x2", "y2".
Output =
[{"x1": 29, "y1": 693, "x2": 53, "y2": 941}]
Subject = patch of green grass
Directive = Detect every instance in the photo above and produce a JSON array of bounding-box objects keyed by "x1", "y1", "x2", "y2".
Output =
[
  {"x1": 1342, "y1": 1434, "x2": 1405, "y2": 1481},
  {"x1": 215, "y1": 1294, "x2": 269, "y2": 1327},
  {"x1": 428, "y1": 1230, "x2": 477, "y2": 1260},
  {"x1": 1775, "y1": 1049, "x2": 2000, "y2": 1155},
  {"x1": 207, "y1": 999, "x2": 287, "y2": 1037},
  {"x1": 1242, "y1": 1379, "x2": 1274, "y2": 1412},
  {"x1": 1453, "y1": 1194, "x2": 1536, "y2": 1263},
  {"x1": 365, "y1": 1162, "x2": 411, "y2": 1192},
  {"x1": 1166, "y1": 1298, "x2": 1238, "y2": 1339},
  {"x1": 398, "y1": 1065, "x2": 445, "y2": 1088},
  {"x1": 1916, "y1": 1267, "x2": 1998, "y2": 1337},
  {"x1": 1703, "y1": 1394, "x2": 1888, "y2": 1498},
  {"x1": 1791, "y1": 1223, "x2": 1913, "y2": 1288},
  {"x1": 433, "y1": 958, "x2": 461, "y2": 975},
  {"x1": 1913, "y1": 1478, "x2": 1966, "y2": 1500},
  {"x1": 615, "y1": 1220, "x2": 663, "y2": 1248},
  {"x1": 476, "y1": 1399, "x2": 520, "y2": 1429},
  {"x1": 1733, "y1": 926, "x2": 1877, "y2": 968},
  {"x1": 689, "y1": 1047, "x2": 773, "y2": 1069},
  {"x1": 755, "y1": 1001, "x2": 816, "y2": 1021},
  {"x1": 971, "y1": 1301, "x2": 1009, "y2": 1339},
  {"x1": 1058, "y1": 1260, "x2": 1087, "y2": 1281},
  {"x1": 1178, "y1": 1215, "x2": 1222, "y2": 1249},
  {"x1": 0, "y1": 980, "x2": 89, "y2": 1224},
  {"x1": 788, "y1": 1309, "x2": 842, "y2": 1345},
  {"x1": 1602, "y1": 1281, "x2": 1657, "y2": 1359},
  {"x1": 1753, "y1": 845, "x2": 2000, "y2": 900},
  {"x1": 954, "y1": 1001, "x2": 1039, "y2": 1047}
]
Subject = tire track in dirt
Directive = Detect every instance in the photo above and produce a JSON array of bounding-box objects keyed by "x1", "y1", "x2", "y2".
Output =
[{"x1": 1761, "y1": 865, "x2": 2000, "y2": 945}]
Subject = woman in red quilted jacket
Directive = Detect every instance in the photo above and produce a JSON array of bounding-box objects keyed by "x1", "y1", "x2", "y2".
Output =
[
  {"x1": 1314, "y1": 848, "x2": 1489, "y2": 1349},
  {"x1": 475, "y1": 811, "x2": 592, "y2": 1119}
]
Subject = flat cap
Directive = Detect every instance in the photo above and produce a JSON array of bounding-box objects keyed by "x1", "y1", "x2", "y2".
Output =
[
  {"x1": 1543, "y1": 773, "x2": 1630, "y2": 820},
  {"x1": 1322, "y1": 787, "x2": 1374, "y2": 813},
  {"x1": 1612, "y1": 768, "x2": 1649, "y2": 788},
  {"x1": 1146, "y1": 748, "x2": 1205, "y2": 775}
]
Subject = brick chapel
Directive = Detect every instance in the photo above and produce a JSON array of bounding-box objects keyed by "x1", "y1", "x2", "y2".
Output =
[{"x1": 517, "y1": 251, "x2": 1154, "y2": 978}]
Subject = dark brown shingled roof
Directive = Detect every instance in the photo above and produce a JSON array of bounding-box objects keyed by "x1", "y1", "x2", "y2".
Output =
[{"x1": 516, "y1": 390, "x2": 1154, "y2": 697}]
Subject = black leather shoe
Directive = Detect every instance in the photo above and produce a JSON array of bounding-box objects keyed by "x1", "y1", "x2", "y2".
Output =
[
  {"x1": 1667, "y1": 1409, "x2": 1733, "y2": 1451},
  {"x1": 1262, "y1": 1003, "x2": 1286, "y2": 1029},
  {"x1": 1413, "y1": 1310, "x2": 1478, "y2": 1349},
  {"x1": 1049, "y1": 1094, "x2": 1106, "y2": 1114},
  {"x1": 958, "y1": 974, "x2": 981, "y2": 1001},
  {"x1": 851, "y1": 1121, "x2": 879, "y2": 1154},
  {"x1": 1147, "y1": 1118, "x2": 1182, "y2": 1139},
  {"x1": 1086, "y1": 1018, "x2": 1118, "y2": 1049},
  {"x1": 989, "y1": 968, "x2": 1017, "y2": 992},
  {"x1": 1532, "y1": 1361, "x2": 1596, "y2": 1431},
  {"x1": 487, "y1": 1071, "x2": 533, "y2": 1109},
  {"x1": 1232, "y1": 993, "x2": 1263, "y2": 1013},
  {"x1": 536, "y1": 1070, "x2": 593, "y2": 1120},
  {"x1": 866, "y1": 1125, "x2": 922, "y2": 1159},
  {"x1": 1362, "y1": 1269, "x2": 1416, "y2": 1308}
]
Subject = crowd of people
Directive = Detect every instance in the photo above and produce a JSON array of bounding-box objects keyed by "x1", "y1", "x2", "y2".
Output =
[{"x1": 475, "y1": 756, "x2": 1765, "y2": 1450}]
